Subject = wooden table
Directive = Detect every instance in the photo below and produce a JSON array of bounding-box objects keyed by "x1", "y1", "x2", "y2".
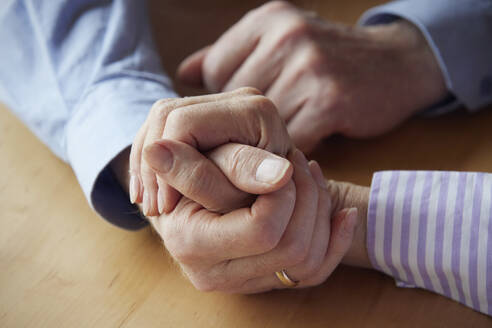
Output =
[{"x1": 1, "y1": 0, "x2": 491, "y2": 326}]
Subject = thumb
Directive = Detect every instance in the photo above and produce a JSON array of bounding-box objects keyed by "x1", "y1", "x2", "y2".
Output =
[
  {"x1": 144, "y1": 139, "x2": 251, "y2": 213},
  {"x1": 176, "y1": 46, "x2": 211, "y2": 87},
  {"x1": 206, "y1": 143, "x2": 293, "y2": 195}
]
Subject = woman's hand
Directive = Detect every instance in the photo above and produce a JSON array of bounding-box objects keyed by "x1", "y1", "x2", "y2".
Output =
[{"x1": 144, "y1": 143, "x2": 359, "y2": 293}]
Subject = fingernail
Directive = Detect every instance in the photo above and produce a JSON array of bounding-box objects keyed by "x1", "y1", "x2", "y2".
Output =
[
  {"x1": 292, "y1": 148, "x2": 310, "y2": 173},
  {"x1": 256, "y1": 157, "x2": 290, "y2": 184},
  {"x1": 145, "y1": 143, "x2": 173, "y2": 173},
  {"x1": 157, "y1": 187, "x2": 165, "y2": 214},
  {"x1": 344, "y1": 208, "x2": 358, "y2": 234},
  {"x1": 143, "y1": 191, "x2": 150, "y2": 216},
  {"x1": 129, "y1": 174, "x2": 139, "y2": 204}
]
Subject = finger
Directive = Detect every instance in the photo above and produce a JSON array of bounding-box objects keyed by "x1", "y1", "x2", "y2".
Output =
[
  {"x1": 207, "y1": 143, "x2": 293, "y2": 194},
  {"x1": 308, "y1": 160, "x2": 325, "y2": 187},
  {"x1": 145, "y1": 139, "x2": 254, "y2": 213},
  {"x1": 158, "y1": 179, "x2": 296, "y2": 265},
  {"x1": 129, "y1": 120, "x2": 149, "y2": 204},
  {"x1": 202, "y1": 0, "x2": 303, "y2": 92},
  {"x1": 232, "y1": 207, "x2": 356, "y2": 294},
  {"x1": 285, "y1": 160, "x2": 331, "y2": 284},
  {"x1": 163, "y1": 96, "x2": 292, "y2": 156},
  {"x1": 217, "y1": 149, "x2": 319, "y2": 280},
  {"x1": 156, "y1": 176, "x2": 180, "y2": 215},
  {"x1": 141, "y1": 102, "x2": 175, "y2": 216},
  {"x1": 303, "y1": 207, "x2": 358, "y2": 286},
  {"x1": 228, "y1": 161, "x2": 331, "y2": 293},
  {"x1": 287, "y1": 103, "x2": 328, "y2": 154},
  {"x1": 222, "y1": 38, "x2": 284, "y2": 93},
  {"x1": 264, "y1": 56, "x2": 310, "y2": 122},
  {"x1": 222, "y1": 6, "x2": 314, "y2": 95},
  {"x1": 177, "y1": 46, "x2": 211, "y2": 87},
  {"x1": 200, "y1": 15, "x2": 262, "y2": 92}
]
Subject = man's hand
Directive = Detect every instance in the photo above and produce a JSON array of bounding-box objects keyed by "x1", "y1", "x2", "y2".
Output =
[
  {"x1": 178, "y1": 1, "x2": 447, "y2": 152},
  {"x1": 112, "y1": 136, "x2": 373, "y2": 292},
  {"x1": 129, "y1": 87, "x2": 293, "y2": 216},
  {"x1": 144, "y1": 143, "x2": 360, "y2": 293}
]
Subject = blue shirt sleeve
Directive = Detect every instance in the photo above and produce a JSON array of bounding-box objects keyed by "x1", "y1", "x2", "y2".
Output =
[
  {"x1": 0, "y1": 0, "x2": 177, "y2": 229},
  {"x1": 359, "y1": 0, "x2": 492, "y2": 114}
]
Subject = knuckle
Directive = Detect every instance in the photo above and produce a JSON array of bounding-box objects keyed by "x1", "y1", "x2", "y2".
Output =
[
  {"x1": 260, "y1": 1, "x2": 291, "y2": 14},
  {"x1": 270, "y1": 18, "x2": 311, "y2": 50},
  {"x1": 189, "y1": 274, "x2": 217, "y2": 293},
  {"x1": 151, "y1": 98, "x2": 170, "y2": 111},
  {"x1": 242, "y1": 96, "x2": 280, "y2": 150},
  {"x1": 236, "y1": 86, "x2": 262, "y2": 96},
  {"x1": 164, "y1": 109, "x2": 199, "y2": 146},
  {"x1": 288, "y1": 18, "x2": 311, "y2": 35},
  {"x1": 250, "y1": 216, "x2": 283, "y2": 252},
  {"x1": 298, "y1": 44, "x2": 324, "y2": 70},
  {"x1": 280, "y1": 18, "x2": 311, "y2": 41},
  {"x1": 246, "y1": 1, "x2": 288, "y2": 21},
  {"x1": 189, "y1": 263, "x2": 235, "y2": 293},
  {"x1": 249, "y1": 95, "x2": 277, "y2": 115},
  {"x1": 228, "y1": 144, "x2": 250, "y2": 177},
  {"x1": 229, "y1": 143, "x2": 249, "y2": 163},
  {"x1": 151, "y1": 98, "x2": 176, "y2": 118},
  {"x1": 162, "y1": 222, "x2": 199, "y2": 266},
  {"x1": 170, "y1": 245, "x2": 198, "y2": 266},
  {"x1": 165, "y1": 234, "x2": 195, "y2": 264},
  {"x1": 166, "y1": 107, "x2": 187, "y2": 127}
]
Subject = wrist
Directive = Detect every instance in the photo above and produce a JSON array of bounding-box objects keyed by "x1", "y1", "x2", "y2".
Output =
[
  {"x1": 364, "y1": 19, "x2": 448, "y2": 114},
  {"x1": 326, "y1": 180, "x2": 372, "y2": 269}
]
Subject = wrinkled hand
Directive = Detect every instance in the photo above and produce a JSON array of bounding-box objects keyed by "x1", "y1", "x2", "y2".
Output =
[
  {"x1": 124, "y1": 85, "x2": 371, "y2": 292},
  {"x1": 113, "y1": 135, "x2": 372, "y2": 292},
  {"x1": 178, "y1": 1, "x2": 447, "y2": 152},
  {"x1": 129, "y1": 87, "x2": 292, "y2": 216},
  {"x1": 144, "y1": 142, "x2": 360, "y2": 293}
]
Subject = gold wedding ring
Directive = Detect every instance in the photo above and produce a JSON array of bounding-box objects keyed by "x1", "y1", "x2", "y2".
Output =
[{"x1": 275, "y1": 269, "x2": 299, "y2": 288}]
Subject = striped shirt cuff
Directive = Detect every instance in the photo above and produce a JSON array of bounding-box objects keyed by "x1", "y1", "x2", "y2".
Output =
[{"x1": 368, "y1": 171, "x2": 492, "y2": 316}]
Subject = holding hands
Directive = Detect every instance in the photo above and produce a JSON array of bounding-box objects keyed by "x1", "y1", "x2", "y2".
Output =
[
  {"x1": 125, "y1": 1, "x2": 449, "y2": 290},
  {"x1": 129, "y1": 87, "x2": 292, "y2": 216},
  {"x1": 128, "y1": 88, "x2": 370, "y2": 292}
]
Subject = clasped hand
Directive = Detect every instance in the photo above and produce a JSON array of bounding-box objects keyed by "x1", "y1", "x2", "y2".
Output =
[{"x1": 128, "y1": 88, "x2": 363, "y2": 293}]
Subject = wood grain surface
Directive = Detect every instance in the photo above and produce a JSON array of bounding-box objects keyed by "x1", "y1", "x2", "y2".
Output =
[{"x1": 1, "y1": 0, "x2": 491, "y2": 327}]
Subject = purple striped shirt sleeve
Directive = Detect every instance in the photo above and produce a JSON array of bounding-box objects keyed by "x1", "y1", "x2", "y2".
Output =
[{"x1": 368, "y1": 171, "x2": 492, "y2": 316}]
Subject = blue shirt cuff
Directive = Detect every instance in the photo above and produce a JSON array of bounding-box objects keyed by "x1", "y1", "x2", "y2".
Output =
[
  {"x1": 65, "y1": 75, "x2": 176, "y2": 229},
  {"x1": 359, "y1": 0, "x2": 492, "y2": 112}
]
